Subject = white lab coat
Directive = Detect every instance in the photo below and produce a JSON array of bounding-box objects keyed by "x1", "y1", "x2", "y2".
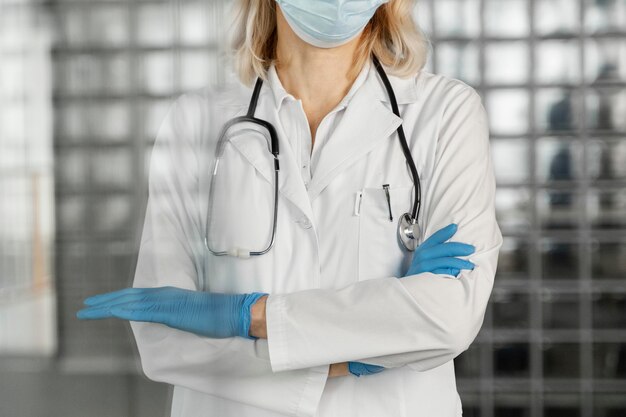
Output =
[{"x1": 129, "y1": 58, "x2": 503, "y2": 417}]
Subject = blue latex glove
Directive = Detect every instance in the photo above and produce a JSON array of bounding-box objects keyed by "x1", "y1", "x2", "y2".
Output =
[
  {"x1": 348, "y1": 361, "x2": 386, "y2": 377},
  {"x1": 76, "y1": 286, "x2": 268, "y2": 339},
  {"x1": 406, "y1": 222, "x2": 476, "y2": 277}
]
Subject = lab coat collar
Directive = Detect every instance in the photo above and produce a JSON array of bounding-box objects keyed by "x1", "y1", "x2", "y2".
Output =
[
  {"x1": 266, "y1": 57, "x2": 420, "y2": 110},
  {"x1": 266, "y1": 59, "x2": 372, "y2": 113},
  {"x1": 366, "y1": 59, "x2": 421, "y2": 105},
  {"x1": 229, "y1": 57, "x2": 417, "y2": 221}
]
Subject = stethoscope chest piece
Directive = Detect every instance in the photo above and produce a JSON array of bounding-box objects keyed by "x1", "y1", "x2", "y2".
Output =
[{"x1": 398, "y1": 212, "x2": 420, "y2": 251}]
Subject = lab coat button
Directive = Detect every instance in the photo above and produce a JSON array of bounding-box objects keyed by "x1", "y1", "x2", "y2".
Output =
[{"x1": 297, "y1": 217, "x2": 312, "y2": 229}]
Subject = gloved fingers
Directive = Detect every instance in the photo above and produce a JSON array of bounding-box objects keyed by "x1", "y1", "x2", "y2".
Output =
[
  {"x1": 418, "y1": 223, "x2": 458, "y2": 250},
  {"x1": 363, "y1": 364, "x2": 385, "y2": 374},
  {"x1": 77, "y1": 302, "x2": 137, "y2": 320},
  {"x1": 348, "y1": 361, "x2": 386, "y2": 377},
  {"x1": 431, "y1": 241, "x2": 475, "y2": 257},
  {"x1": 83, "y1": 292, "x2": 151, "y2": 308},
  {"x1": 78, "y1": 290, "x2": 172, "y2": 320},
  {"x1": 83, "y1": 287, "x2": 153, "y2": 306},
  {"x1": 76, "y1": 305, "x2": 115, "y2": 320},
  {"x1": 406, "y1": 262, "x2": 465, "y2": 277},
  {"x1": 78, "y1": 301, "x2": 172, "y2": 324},
  {"x1": 420, "y1": 257, "x2": 475, "y2": 273},
  {"x1": 77, "y1": 298, "x2": 174, "y2": 322},
  {"x1": 413, "y1": 241, "x2": 475, "y2": 262},
  {"x1": 84, "y1": 286, "x2": 183, "y2": 307},
  {"x1": 431, "y1": 268, "x2": 461, "y2": 277}
]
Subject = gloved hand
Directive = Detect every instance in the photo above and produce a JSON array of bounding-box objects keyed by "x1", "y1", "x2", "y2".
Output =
[
  {"x1": 348, "y1": 361, "x2": 386, "y2": 377},
  {"x1": 406, "y1": 223, "x2": 475, "y2": 277},
  {"x1": 76, "y1": 286, "x2": 268, "y2": 339}
]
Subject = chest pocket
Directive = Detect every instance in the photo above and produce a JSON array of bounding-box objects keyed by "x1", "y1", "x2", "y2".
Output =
[{"x1": 357, "y1": 184, "x2": 414, "y2": 281}]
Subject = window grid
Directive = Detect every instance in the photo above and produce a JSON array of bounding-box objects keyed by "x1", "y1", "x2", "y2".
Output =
[
  {"x1": 44, "y1": 0, "x2": 626, "y2": 415},
  {"x1": 430, "y1": 0, "x2": 626, "y2": 416},
  {"x1": 52, "y1": 0, "x2": 231, "y2": 363}
]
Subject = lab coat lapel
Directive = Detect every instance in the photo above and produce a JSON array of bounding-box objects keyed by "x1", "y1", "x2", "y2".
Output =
[
  {"x1": 227, "y1": 64, "x2": 418, "y2": 220},
  {"x1": 306, "y1": 78, "x2": 403, "y2": 202},
  {"x1": 228, "y1": 97, "x2": 315, "y2": 222}
]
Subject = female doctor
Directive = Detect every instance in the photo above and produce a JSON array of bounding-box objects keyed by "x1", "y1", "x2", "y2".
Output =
[{"x1": 77, "y1": 0, "x2": 503, "y2": 416}]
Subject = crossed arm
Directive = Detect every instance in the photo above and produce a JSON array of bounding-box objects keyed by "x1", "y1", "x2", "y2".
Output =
[{"x1": 77, "y1": 222, "x2": 476, "y2": 377}]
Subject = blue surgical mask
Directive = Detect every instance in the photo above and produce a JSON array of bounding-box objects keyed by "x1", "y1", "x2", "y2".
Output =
[{"x1": 276, "y1": 0, "x2": 390, "y2": 48}]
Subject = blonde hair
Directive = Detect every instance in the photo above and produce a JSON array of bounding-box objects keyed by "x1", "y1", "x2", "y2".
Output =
[{"x1": 230, "y1": 0, "x2": 431, "y2": 86}]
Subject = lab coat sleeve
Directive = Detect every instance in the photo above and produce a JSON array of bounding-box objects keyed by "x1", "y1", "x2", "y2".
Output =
[
  {"x1": 265, "y1": 85, "x2": 503, "y2": 372},
  {"x1": 129, "y1": 93, "x2": 329, "y2": 417}
]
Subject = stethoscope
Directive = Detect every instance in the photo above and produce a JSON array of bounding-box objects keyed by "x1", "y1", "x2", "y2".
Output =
[{"x1": 204, "y1": 55, "x2": 421, "y2": 259}]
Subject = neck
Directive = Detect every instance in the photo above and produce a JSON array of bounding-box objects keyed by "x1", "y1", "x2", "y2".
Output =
[
  {"x1": 275, "y1": 42, "x2": 360, "y2": 107},
  {"x1": 274, "y1": 7, "x2": 365, "y2": 141}
]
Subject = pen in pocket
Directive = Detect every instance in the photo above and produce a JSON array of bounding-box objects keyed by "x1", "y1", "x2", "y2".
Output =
[
  {"x1": 382, "y1": 184, "x2": 392, "y2": 221},
  {"x1": 354, "y1": 189, "x2": 363, "y2": 216}
]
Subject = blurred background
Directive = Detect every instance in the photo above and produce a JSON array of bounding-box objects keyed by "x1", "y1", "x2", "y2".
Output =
[{"x1": 0, "y1": 0, "x2": 625, "y2": 416}]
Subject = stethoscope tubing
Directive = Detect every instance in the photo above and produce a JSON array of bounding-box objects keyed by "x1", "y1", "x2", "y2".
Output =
[
  {"x1": 371, "y1": 56, "x2": 422, "y2": 224},
  {"x1": 205, "y1": 54, "x2": 422, "y2": 257},
  {"x1": 205, "y1": 79, "x2": 281, "y2": 257}
]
